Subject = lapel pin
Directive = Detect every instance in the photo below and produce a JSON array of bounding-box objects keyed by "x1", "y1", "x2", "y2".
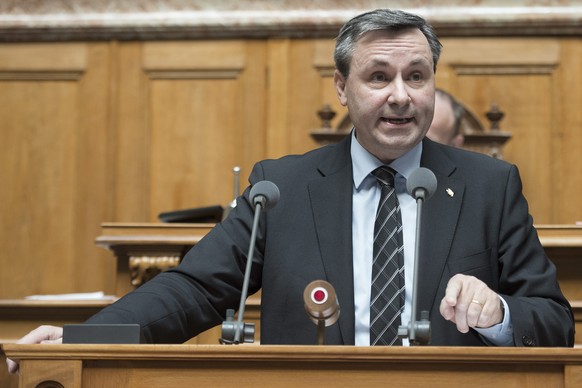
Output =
[{"x1": 446, "y1": 188, "x2": 454, "y2": 197}]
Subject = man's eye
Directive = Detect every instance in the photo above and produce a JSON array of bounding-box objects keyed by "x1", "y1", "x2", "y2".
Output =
[
  {"x1": 410, "y1": 72, "x2": 423, "y2": 82},
  {"x1": 371, "y1": 73, "x2": 387, "y2": 82}
]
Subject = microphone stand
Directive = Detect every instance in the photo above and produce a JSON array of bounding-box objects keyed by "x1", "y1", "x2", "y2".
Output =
[
  {"x1": 220, "y1": 196, "x2": 263, "y2": 344},
  {"x1": 233, "y1": 200, "x2": 262, "y2": 343},
  {"x1": 220, "y1": 181, "x2": 279, "y2": 344},
  {"x1": 316, "y1": 321, "x2": 325, "y2": 345},
  {"x1": 398, "y1": 189, "x2": 431, "y2": 346}
]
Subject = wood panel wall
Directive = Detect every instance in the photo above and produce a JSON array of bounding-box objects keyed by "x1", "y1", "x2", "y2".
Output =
[
  {"x1": 1, "y1": 35, "x2": 581, "y2": 299},
  {"x1": 0, "y1": 43, "x2": 116, "y2": 298}
]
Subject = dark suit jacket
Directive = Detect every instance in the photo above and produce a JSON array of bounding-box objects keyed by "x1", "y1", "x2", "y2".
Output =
[{"x1": 87, "y1": 135, "x2": 574, "y2": 347}]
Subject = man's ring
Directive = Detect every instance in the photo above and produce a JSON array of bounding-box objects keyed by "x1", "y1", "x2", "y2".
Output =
[{"x1": 471, "y1": 299, "x2": 484, "y2": 307}]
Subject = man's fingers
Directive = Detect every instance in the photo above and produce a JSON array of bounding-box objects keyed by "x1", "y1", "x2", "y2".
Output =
[
  {"x1": 40, "y1": 338, "x2": 63, "y2": 345},
  {"x1": 16, "y1": 325, "x2": 61, "y2": 344},
  {"x1": 465, "y1": 299, "x2": 484, "y2": 328},
  {"x1": 441, "y1": 274, "x2": 493, "y2": 333},
  {"x1": 439, "y1": 297, "x2": 456, "y2": 322},
  {"x1": 6, "y1": 357, "x2": 19, "y2": 375},
  {"x1": 441, "y1": 274, "x2": 470, "y2": 331},
  {"x1": 443, "y1": 275, "x2": 463, "y2": 306},
  {"x1": 453, "y1": 298, "x2": 471, "y2": 333},
  {"x1": 6, "y1": 325, "x2": 63, "y2": 375},
  {"x1": 440, "y1": 273, "x2": 505, "y2": 334},
  {"x1": 475, "y1": 295, "x2": 503, "y2": 328}
]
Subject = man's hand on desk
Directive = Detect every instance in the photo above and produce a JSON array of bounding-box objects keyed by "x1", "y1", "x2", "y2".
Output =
[
  {"x1": 6, "y1": 325, "x2": 63, "y2": 374},
  {"x1": 439, "y1": 274, "x2": 505, "y2": 333}
]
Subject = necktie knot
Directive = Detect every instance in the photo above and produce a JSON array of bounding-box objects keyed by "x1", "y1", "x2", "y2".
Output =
[{"x1": 372, "y1": 166, "x2": 396, "y2": 188}]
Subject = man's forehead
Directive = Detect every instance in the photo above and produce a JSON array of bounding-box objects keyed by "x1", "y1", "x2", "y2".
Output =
[{"x1": 354, "y1": 29, "x2": 433, "y2": 61}]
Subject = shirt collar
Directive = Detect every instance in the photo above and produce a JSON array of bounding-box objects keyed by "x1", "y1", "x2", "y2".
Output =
[{"x1": 351, "y1": 130, "x2": 423, "y2": 190}]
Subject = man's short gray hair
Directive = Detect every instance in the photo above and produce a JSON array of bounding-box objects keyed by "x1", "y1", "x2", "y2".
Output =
[{"x1": 334, "y1": 9, "x2": 442, "y2": 78}]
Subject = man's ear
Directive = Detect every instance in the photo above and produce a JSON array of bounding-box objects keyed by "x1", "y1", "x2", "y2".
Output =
[
  {"x1": 451, "y1": 133, "x2": 465, "y2": 148},
  {"x1": 334, "y1": 70, "x2": 348, "y2": 106}
]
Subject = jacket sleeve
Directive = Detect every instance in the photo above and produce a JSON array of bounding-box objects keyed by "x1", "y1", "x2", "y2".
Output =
[
  {"x1": 497, "y1": 165, "x2": 574, "y2": 347},
  {"x1": 85, "y1": 166, "x2": 268, "y2": 344}
]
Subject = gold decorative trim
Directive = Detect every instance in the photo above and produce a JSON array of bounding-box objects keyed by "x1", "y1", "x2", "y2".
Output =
[{"x1": 129, "y1": 255, "x2": 181, "y2": 287}]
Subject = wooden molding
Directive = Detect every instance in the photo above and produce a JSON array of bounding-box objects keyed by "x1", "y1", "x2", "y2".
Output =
[{"x1": 2, "y1": 5, "x2": 582, "y2": 42}]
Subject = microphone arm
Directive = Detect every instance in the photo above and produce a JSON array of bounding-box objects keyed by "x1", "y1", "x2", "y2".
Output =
[
  {"x1": 403, "y1": 192, "x2": 431, "y2": 345},
  {"x1": 233, "y1": 198, "x2": 262, "y2": 343},
  {"x1": 398, "y1": 167, "x2": 437, "y2": 346},
  {"x1": 220, "y1": 181, "x2": 280, "y2": 344}
]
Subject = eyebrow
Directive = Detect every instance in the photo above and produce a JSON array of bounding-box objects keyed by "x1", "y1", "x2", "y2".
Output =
[
  {"x1": 368, "y1": 57, "x2": 431, "y2": 69},
  {"x1": 410, "y1": 58, "x2": 432, "y2": 67}
]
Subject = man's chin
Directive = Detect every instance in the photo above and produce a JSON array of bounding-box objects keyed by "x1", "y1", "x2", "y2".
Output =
[{"x1": 373, "y1": 134, "x2": 422, "y2": 161}]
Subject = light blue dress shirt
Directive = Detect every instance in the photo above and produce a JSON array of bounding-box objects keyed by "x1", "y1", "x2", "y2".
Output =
[{"x1": 350, "y1": 131, "x2": 513, "y2": 346}]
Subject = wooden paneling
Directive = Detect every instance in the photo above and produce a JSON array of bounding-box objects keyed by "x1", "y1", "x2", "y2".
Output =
[
  {"x1": 436, "y1": 38, "x2": 558, "y2": 223},
  {"x1": 0, "y1": 40, "x2": 268, "y2": 299},
  {"x1": 553, "y1": 39, "x2": 582, "y2": 225},
  {"x1": 113, "y1": 41, "x2": 268, "y2": 222},
  {"x1": 0, "y1": 35, "x2": 581, "y2": 302},
  {"x1": 0, "y1": 43, "x2": 114, "y2": 298},
  {"x1": 146, "y1": 41, "x2": 256, "y2": 218},
  {"x1": 269, "y1": 39, "x2": 347, "y2": 157}
]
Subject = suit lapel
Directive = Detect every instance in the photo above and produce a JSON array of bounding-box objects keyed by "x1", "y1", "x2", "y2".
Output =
[
  {"x1": 307, "y1": 136, "x2": 355, "y2": 344},
  {"x1": 417, "y1": 139, "x2": 464, "y2": 313}
]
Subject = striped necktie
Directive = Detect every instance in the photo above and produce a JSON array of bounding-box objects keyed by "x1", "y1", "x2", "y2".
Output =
[{"x1": 370, "y1": 166, "x2": 405, "y2": 346}]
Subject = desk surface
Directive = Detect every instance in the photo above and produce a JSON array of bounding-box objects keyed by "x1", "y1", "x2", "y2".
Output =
[
  {"x1": 4, "y1": 343, "x2": 582, "y2": 362},
  {"x1": 4, "y1": 344, "x2": 582, "y2": 388}
]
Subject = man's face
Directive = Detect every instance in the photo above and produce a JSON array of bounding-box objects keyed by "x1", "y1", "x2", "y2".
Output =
[
  {"x1": 427, "y1": 92, "x2": 456, "y2": 145},
  {"x1": 334, "y1": 28, "x2": 435, "y2": 163}
]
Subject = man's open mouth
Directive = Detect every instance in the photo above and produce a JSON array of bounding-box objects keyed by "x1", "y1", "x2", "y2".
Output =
[{"x1": 383, "y1": 117, "x2": 414, "y2": 124}]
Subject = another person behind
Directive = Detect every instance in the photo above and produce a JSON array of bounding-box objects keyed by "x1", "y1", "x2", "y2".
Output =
[
  {"x1": 7, "y1": 8, "x2": 574, "y2": 375},
  {"x1": 426, "y1": 88, "x2": 465, "y2": 147}
]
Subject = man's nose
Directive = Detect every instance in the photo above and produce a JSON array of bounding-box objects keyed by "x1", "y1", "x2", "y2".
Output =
[{"x1": 387, "y1": 79, "x2": 411, "y2": 106}]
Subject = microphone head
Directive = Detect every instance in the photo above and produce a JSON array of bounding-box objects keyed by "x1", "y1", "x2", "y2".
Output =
[
  {"x1": 303, "y1": 280, "x2": 340, "y2": 327},
  {"x1": 407, "y1": 167, "x2": 437, "y2": 200},
  {"x1": 250, "y1": 180, "x2": 280, "y2": 211}
]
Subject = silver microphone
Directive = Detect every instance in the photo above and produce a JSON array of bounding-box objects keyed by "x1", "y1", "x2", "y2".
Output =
[
  {"x1": 220, "y1": 180, "x2": 280, "y2": 344},
  {"x1": 399, "y1": 167, "x2": 437, "y2": 345}
]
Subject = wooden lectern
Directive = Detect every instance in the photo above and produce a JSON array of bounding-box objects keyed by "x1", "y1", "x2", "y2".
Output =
[{"x1": 3, "y1": 344, "x2": 582, "y2": 387}]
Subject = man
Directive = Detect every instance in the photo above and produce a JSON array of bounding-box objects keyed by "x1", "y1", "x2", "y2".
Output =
[
  {"x1": 426, "y1": 88, "x2": 465, "y2": 147},
  {"x1": 7, "y1": 8, "x2": 574, "y2": 374}
]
